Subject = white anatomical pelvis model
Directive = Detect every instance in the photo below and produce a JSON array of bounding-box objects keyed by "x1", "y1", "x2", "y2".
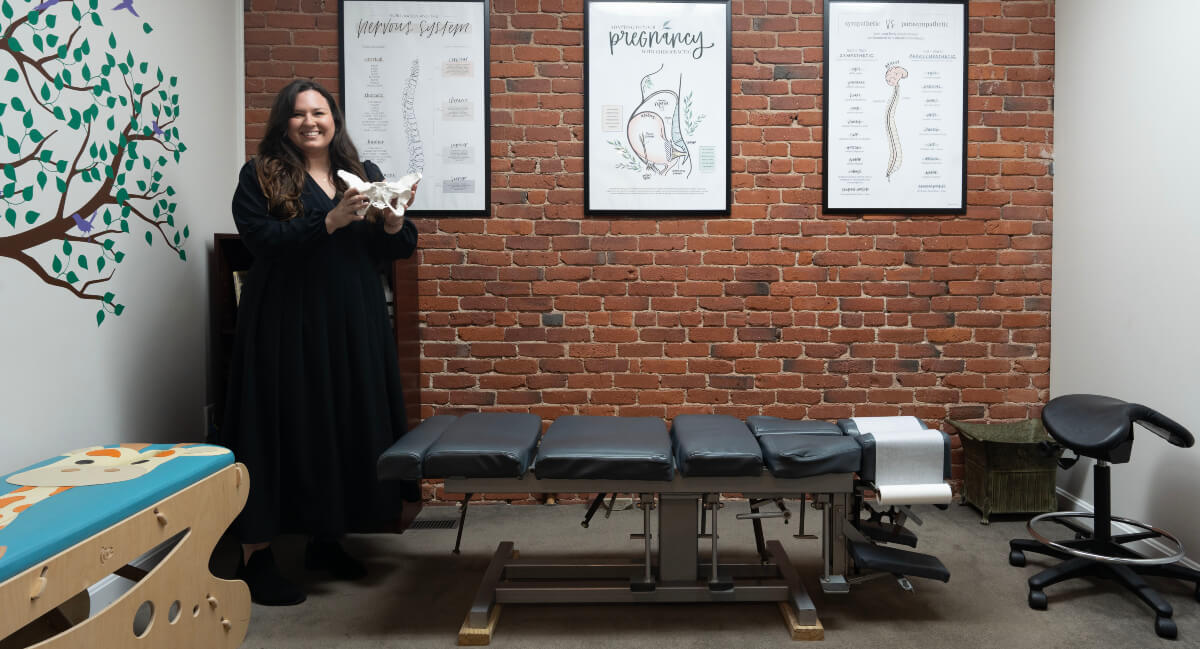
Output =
[{"x1": 337, "y1": 170, "x2": 422, "y2": 218}]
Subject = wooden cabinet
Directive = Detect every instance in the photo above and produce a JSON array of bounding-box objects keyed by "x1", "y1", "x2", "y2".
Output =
[{"x1": 208, "y1": 233, "x2": 421, "y2": 435}]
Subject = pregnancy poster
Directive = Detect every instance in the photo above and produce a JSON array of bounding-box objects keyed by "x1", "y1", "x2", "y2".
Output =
[{"x1": 584, "y1": 0, "x2": 730, "y2": 215}]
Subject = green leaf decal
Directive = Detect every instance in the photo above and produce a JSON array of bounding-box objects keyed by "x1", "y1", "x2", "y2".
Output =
[
  {"x1": 96, "y1": 310, "x2": 105, "y2": 326},
  {"x1": 3, "y1": 208, "x2": 13, "y2": 227},
  {"x1": 65, "y1": 271, "x2": 79, "y2": 284},
  {"x1": 63, "y1": 240, "x2": 72, "y2": 254},
  {"x1": 3, "y1": 69, "x2": 17, "y2": 83},
  {"x1": 24, "y1": 210, "x2": 37, "y2": 224},
  {"x1": 144, "y1": 231, "x2": 152, "y2": 246},
  {"x1": 78, "y1": 255, "x2": 88, "y2": 270},
  {"x1": 142, "y1": 22, "x2": 152, "y2": 34},
  {"x1": 52, "y1": 255, "x2": 62, "y2": 273}
]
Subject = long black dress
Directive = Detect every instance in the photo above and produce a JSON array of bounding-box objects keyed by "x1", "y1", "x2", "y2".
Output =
[{"x1": 220, "y1": 159, "x2": 419, "y2": 543}]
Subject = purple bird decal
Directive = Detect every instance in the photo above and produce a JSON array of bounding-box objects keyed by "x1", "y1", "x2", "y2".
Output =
[
  {"x1": 70, "y1": 212, "x2": 96, "y2": 239},
  {"x1": 112, "y1": 0, "x2": 139, "y2": 17},
  {"x1": 33, "y1": 0, "x2": 61, "y2": 11},
  {"x1": 151, "y1": 120, "x2": 165, "y2": 137}
]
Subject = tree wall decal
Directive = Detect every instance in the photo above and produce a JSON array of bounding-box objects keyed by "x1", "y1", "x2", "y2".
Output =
[{"x1": 0, "y1": 0, "x2": 187, "y2": 326}]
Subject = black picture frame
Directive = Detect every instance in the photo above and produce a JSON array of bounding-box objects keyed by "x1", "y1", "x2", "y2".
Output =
[
  {"x1": 584, "y1": 0, "x2": 732, "y2": 216},
  {"x1": 822, "y1": 0, "x2": 968, "y2": 214},
  {"x1": 339, "y1": 0, "x2": 491, "y2": 216}
]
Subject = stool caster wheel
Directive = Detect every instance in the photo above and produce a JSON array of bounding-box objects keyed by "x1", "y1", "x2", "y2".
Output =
[
  {"x1": 1009, "y1": 550, "x2": 1026, "y2": 567},
  {"x1": 1028, "y1": 589, "x2": 1047, "y2": 610},
  {"x1": 1155, "y1": 616, "x2": 1177, "y2": 639}
]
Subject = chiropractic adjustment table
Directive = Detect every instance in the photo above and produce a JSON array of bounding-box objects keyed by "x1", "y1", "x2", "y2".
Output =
[{"x1": 379, "y1": 413, "x2": 953, "y2": 644}]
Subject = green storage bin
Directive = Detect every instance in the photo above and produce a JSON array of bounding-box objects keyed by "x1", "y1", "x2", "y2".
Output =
[{"x1": 948, "y1": 419, "x2": 1059, "y2": 524}]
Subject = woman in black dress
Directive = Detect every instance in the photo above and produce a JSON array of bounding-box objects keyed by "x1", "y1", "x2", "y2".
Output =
[{"x1": 221, "y1": 79, "x2": 420, "y2": 605}]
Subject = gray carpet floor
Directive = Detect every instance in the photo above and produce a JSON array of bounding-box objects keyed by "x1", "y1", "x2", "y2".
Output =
[{"x1": 226, "y1": 501, "x2": 1200, "y2": 648}]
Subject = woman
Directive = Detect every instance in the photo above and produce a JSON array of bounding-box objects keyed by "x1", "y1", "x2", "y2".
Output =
[{"x1": 220, "y1": 79, "x2": 420, "y2": 606}]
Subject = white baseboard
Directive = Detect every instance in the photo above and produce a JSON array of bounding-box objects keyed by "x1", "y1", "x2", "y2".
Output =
[{"x1": 1056, "y1": 488, "x2": 1200, "y2": 571}]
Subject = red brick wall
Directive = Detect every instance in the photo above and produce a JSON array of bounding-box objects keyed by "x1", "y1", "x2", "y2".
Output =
[{"x1": 244, "y1": 0, "x2": 1054, "y2": 496}]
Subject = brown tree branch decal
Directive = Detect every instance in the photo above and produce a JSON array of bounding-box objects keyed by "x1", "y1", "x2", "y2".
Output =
[{"x1": 0, "y1": 0, "x2": 188, "y2": 325}]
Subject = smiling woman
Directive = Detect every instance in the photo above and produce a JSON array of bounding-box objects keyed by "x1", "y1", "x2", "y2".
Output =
[
  {"x1": 286, "y1": 90, "x2": 336, "y2": 161},
  {"x1": 214, "y1": 79, "x2": 422, "y2": 607}
]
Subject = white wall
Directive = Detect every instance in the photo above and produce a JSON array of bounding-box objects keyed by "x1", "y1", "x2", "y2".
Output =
[
  {"x1": 0, "y1": 1, "x2": 243, "y2": 472},
  {"x1": 1054, "y1": 1, "x2": 1200, "y2": 548}
]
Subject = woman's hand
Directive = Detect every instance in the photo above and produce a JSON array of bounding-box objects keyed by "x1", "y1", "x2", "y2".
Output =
[
  {"x1": 382, "y1": 181, "x2": 418, "y2": 235},
  {"x1": 326, "y1": 187, "x2": 370, "y2": 233}
]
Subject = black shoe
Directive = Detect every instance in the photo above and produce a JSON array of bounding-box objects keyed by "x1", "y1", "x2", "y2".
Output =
[
  {"x1": 236, "y1": 547, "x2": 306, "y2": 606},
  {"x1": 305, "y1": 538, "x2": 367, "y2": 580}
]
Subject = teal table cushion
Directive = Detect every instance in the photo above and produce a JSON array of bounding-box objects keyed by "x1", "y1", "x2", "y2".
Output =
[{"x1": 0, "y1": 443, "x2": 233, "y2": 583}]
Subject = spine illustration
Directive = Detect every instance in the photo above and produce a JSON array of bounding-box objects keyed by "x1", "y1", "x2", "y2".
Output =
[
  {"x1": 884, "y1": 64, "x2": 909, "y2": 181},
  {"x1": 402, "y1": 58, "x2": 424, "y2": 175}
]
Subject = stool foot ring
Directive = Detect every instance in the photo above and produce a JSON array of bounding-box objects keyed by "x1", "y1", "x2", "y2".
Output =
[{"x1": 1026, "y1": 512, "x2": 1185, "y2": 566}]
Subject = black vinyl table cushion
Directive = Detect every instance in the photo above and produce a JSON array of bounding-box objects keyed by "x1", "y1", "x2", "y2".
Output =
[
  {"x1": 423, "y1": 412, "x2": 543, "y2": 478},
  {"x1": 672, "y1": 414, "x2": 764, "y2": 477},
  {"x1": 534, "y1": 416, "x2": 674, "y2": 481},
  {"x1": 376, "y1": 414, "x2": 458, "y2": 481}
]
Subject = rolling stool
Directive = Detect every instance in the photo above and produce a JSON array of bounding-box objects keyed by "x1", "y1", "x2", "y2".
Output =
[{"x1": 1008, "y1": 394, "x2": 1200, "y2": 639}]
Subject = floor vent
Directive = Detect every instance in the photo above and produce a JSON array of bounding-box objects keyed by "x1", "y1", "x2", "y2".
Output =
[{"x1": 407, "y1": 518, "x2": 458, "y2": 530}]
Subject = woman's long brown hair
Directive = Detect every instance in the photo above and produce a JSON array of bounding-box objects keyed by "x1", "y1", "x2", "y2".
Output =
[{"x1": 255, "y1": 79, "x2": 367, "y2": 220}]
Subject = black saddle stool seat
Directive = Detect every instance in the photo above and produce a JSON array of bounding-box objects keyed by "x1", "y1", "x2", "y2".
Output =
[{"x1": 1008, "y1": 394, "x2": 1200, "y2": 640}]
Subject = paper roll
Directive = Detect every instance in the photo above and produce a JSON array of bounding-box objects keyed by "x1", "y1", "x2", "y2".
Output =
[{"x1": 875, "y1": 483, "x2": 952, "y2": 506}]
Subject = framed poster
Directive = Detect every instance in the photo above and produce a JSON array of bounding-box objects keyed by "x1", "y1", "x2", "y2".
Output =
[
  {"x1": 340, "y1": 0, "x2": 490, "y2": 216},
  {"x1": 822, "y1": 0, "x2": 967, "y2": 213},
  {"x1": 584, "y1": 0, "x2": 731, "y2": 215}
]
